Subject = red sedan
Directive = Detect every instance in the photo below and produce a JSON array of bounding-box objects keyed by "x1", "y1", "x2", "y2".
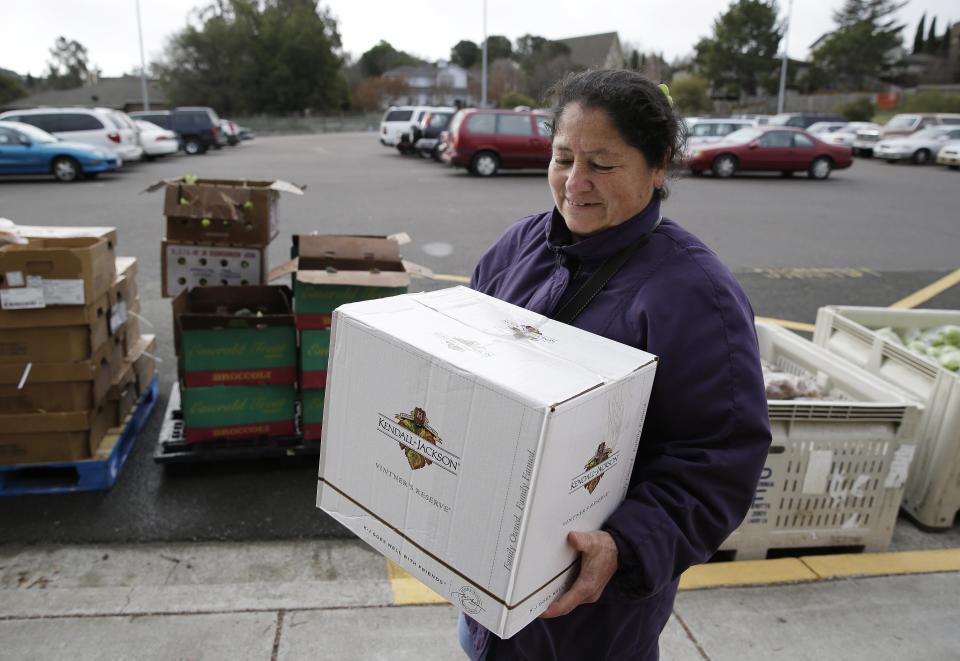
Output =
[{"x1": 686, "y1": 127, "x2": 853, "y2": 179}]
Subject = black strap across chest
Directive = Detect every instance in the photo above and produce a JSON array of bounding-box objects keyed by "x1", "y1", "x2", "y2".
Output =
[{"x1": 550, "y1": 218, "x2": 661, "y2": 325}]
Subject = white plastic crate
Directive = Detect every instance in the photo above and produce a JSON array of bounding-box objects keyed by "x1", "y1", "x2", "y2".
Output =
[
  {"x1": 813, "y1": 306, "x2": 960, "y2": 529},
  {"x1": 721, "y1": 322, "x2": 922, "y2": 560}
]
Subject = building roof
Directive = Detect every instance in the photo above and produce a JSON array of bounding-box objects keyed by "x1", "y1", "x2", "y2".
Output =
[
  {"x1": 555, "y1": 32, "x2": 622, "y2": 68},
  {"x1": 0, "y1": 76, "x2": 166, "y2": 111}
]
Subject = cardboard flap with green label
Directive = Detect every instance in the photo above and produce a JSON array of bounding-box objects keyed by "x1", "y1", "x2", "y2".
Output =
[
  {"x1": 174, "y1": 285, "x2": 297, "y2": 387},
  {"x1": 277, "y1": 235, "x2": 412, "y2": 329},
  {"x1": 145, "y1": 177, "x2": 305, "y2": 247},
  {"x1": 0, "y1": 236, "x2": 117, "y2": 310}
]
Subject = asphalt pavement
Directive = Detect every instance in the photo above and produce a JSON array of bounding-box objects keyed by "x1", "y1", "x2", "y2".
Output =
[{"x1": 0, "y1": 134, "x2": 958, "y2": 548}]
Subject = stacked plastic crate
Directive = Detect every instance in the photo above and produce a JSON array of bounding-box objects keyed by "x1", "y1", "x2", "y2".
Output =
[
  {"x1": 0, "y1": 226, "x2": 156, "y2": 468},
  {"x1": 814, "y1": 306, "x2": 960, "y2": 529},
  {"x1": 720, "y1": 321, "x2": 922, "y2": 559}
]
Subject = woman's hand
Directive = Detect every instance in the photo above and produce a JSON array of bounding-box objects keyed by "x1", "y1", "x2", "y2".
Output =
[{"x1": 541, "y1": 530, "x2": 619, "y2": 618}]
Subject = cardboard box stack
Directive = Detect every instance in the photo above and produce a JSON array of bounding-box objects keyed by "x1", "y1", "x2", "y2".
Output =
[
  {"x1": 173, "y1": 286, "x2": 298, "y2": 443},
  {"x1": 0, "y1": 226, "x2": 157, "y2": 466},
  {"x1": 276, "y1": 235, "x2": 413, "y2": 441},
  {"x1": 317, "y1": 287, "x2": 658, "y2": 637},
  {"x1": 147, "y1": 177, "x2": 304, "y2": 298}
]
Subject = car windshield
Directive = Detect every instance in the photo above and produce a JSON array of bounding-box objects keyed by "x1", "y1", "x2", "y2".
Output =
[
  {"x1": 6, "y1": 122, "x2": 57, "y2": 143},
  {"x1": 886, "y1": 116, "x2": 918, "y2": 129},
  {"x1": 722, "y1": 128, "x2": 764, "y2": 144}
]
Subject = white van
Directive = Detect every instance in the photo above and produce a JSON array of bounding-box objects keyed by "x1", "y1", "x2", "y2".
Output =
[
  {"x1": 0, "y1": 107, "x2": 143, "y2": 163},
  {"x1": 685, "y1": 118, "x2": 757, "y2": 148},
  {"x1": 379, "y1": 106, "x2": 433, "y2": 147}
]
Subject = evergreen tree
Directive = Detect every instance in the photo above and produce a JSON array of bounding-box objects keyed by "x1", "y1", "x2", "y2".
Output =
[
  {"x1": 927, "y1": 16, "x2": 938, "y2": 54},
  {"x1": 913, "y1": 13, "x2": 926, "y2": 54}
]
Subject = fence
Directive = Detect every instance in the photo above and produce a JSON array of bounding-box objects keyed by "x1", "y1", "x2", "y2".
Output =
[{"x1": 231, "y1": 113, "x2": 383, "y2": 135}]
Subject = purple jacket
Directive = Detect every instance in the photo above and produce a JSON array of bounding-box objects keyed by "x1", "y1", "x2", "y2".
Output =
[{"x1": 467, "y1": 198, "x2": 772, "y2": 661}]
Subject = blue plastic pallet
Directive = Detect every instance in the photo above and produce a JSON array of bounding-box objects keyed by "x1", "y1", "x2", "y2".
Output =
[{"x1": 0, "y1": 375, "x2": 159, "y2": 496}]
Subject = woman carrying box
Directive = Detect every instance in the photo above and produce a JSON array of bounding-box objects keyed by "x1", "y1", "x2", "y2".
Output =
[{"x1": 461, "y1": 69, "x2": 773, "y2": 660}]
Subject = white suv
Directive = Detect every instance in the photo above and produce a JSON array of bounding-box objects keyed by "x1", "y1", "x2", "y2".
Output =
[
  {"x1": 0, "y1": 107, "x2": 143, "y2": 163},
  {"x1": 379, "y1": 106, "x2": 433, "y2": 147}
]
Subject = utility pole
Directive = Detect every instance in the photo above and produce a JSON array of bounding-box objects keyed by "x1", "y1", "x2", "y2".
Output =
[
  {"x1": 136, "y1": 0, "x2": 150, "y2": 110},
  {"x1": 776, "y1": 0, "x2": 794, "y2": 115},
  {"x1": 481, "y1": 0, "x2": 488, "y2": 108}
]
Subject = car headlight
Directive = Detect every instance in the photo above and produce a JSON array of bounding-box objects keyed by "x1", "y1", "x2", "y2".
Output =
[{"x1": 690, "y1": 151, "x2": 703, "y2": 159}]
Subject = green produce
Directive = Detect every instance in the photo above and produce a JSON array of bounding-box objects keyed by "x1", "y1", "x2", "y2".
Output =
[{"x1": 887, "y1": 324, "x2": 960, "y2": 372}]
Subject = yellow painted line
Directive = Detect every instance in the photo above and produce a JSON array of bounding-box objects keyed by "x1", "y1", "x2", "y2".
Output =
[
  {"x1": 889, "y1": 268, "x2": 960, "y2": 309},
  {"x1": 800, "y1": 549, "x2": 960, "y2": 579},
  {"x1": 432, "y1": 273, "x2": 471, "y2": 284},
  {"x1": 387, "y1": 560, "x2": 445, "y2": 605},
  {"x1": 679, "y1": 558, "x2": 818, "y2": 590},
  {"x1": 755, "y1": 316, "x2": 817, "y2": 333}
]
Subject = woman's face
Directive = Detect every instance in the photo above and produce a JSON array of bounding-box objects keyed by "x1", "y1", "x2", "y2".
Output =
[{"x1": 548, "y1": 103, "x2": 666, "y2": 239}]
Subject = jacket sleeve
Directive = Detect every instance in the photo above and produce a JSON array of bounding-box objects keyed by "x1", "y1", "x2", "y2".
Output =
[{"x1": 602, "y1": 245, "x2": 772, "y2": 599}]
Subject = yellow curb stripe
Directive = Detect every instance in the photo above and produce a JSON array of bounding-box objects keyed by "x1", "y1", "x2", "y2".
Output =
[
  {"x1": 800, "y1": 549, "x2": 960, "y2": 578},
  {"x1": 889, "y1": 268, "x2": 960, "y2": 309},
  {"x1": 387, "y1": 560, "x2": 446, "y2": 605},
  {"x1": 755, "y1": 316, "x2": 817, "y2": 333},
  {"x1": 679, "y1": 558, "x2": 818, "y2": 590},
  {"x1": 432, "y1": 274, "x2": 471, "y2": 284}
]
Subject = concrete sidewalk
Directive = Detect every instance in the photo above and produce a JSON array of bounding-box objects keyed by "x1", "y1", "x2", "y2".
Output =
[{"x1": 1, "y1": 540, "x2": 958, "y2": 661}]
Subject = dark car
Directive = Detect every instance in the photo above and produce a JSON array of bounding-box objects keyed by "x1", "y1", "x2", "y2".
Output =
[
  {"x1": 130, "y1": 107, "x2": 221, "y2": 155},
  {"x1": 396, "y1": 108, "x2": 456, "y2": 158},
  {"x1": 685, "y1": 127, "x2": 853, "y2": 179},
  {"x1": 769, "y1": 112, "x2": 848, "y2": 129},
  {"x1": 441, "y1": 108, "x2": 552, "y2": 176}
]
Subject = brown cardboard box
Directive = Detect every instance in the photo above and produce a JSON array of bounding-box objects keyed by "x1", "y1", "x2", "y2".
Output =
[
  {"x1": 107, "y1": 356, "x2": 138, "y2": 427},
  {"x1": 0, "y1": 237, "x2": 117, "y2": 309},
  {"x1": 145, "y1": 177, "x2": 304, "y2": 247},
  {"x1": 0, "y1": 337, "x2": 115, "y2": 414},
  {"x1": 16, "y1": 226, "x2": 117, "y2": 250},
  {"x1": 0, "y1": 403, "x2": 113, "y2": 466},
  {"x1": 161, "y1": 241, "x2": 266, "y2": 298}
]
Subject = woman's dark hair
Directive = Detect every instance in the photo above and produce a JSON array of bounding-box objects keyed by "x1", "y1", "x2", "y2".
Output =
[{"x1": 545, "y1": 69, "x2": 685, "y2": 199}]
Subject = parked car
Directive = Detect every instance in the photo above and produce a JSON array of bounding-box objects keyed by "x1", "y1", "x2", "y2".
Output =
[
  {"x1": 0, "y1": 107, "x2": 143, "y2": 163},
  {"x1": 237, "y1": 125, "x2": 255, "y2": 141},
  {"x1": 441, "y1": 108, "x2": 552, "y2": 176},
  {"x1": 822, "y1": 122, "x2": 880, "y2": 148},
  {"x1": 685, "y1": 118, "x2": 756, "y2": 150},
  {"x1": 733, "y1": 113, "x2": 772, "y2": 125},
  {"x1": 936, "y1": 141, "x2": 960, "y2": 169},
  {"x1": 396, "y1": 108, "x2": 456, "y2": 157},
  {"x1": 806, "y1": 121, "x2": 849, "y2": 136},
  {"x1": 769, "y1": 112, "x2": 848, "y2": 129},
  {"x1": 219, "y1": 120, "x2": 240, "y2": 146},
  {"x1": 379, "y1": 106, "x2": 433, "y2": 147},
  {"x1": 685, "y1": 127, "x2": 853, "y2": 179},
  {"x1": 875, "y1": 126, "x2": 960, "y2": 164},
  {"x1": 0, "y1": 120, "x2": 121, "y2": 182},
  {"x1": 856, "y1": 113, "x2": 960, "y2": 157},
  {"x1": 133, "y1": 119, "x2": 179, "y2": 159},
  {"x1": 130, "y1": 107, "x2": 221, "y2": 155}
]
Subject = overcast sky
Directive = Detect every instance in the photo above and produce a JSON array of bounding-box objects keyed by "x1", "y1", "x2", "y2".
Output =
[{"x1": 1, "y1": 0, "x2": 955, "y2": 78}]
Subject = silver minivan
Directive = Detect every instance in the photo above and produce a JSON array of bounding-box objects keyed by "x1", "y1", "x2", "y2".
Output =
[{"x1": 0, "y1": 107, "x2": 143, "y2": 163}]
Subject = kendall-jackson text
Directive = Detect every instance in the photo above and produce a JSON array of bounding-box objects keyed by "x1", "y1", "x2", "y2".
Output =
[{"x1": 376, "y1": 413, "x2": 461, "y2": 476}]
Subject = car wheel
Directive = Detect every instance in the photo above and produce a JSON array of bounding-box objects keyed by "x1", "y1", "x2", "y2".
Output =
[
  {"x1": 690, "y1": 169, "x2": 703, "y2": 177},
  {"x1": 886, "y1": 159, "x2": 897, "y2": 164},
  {"x1": 912, "y1": 149, "x2": 931, "y2": 165},
  {"x1": 950, "y1": 165, "x2": 960, "y2": 171},
  {"x1": 780, "y1": 170, "x2": 794, "y2": 178},
  {"x1": 52, "y1": 156, "x2": 80, "y2": 182},
  {"x1": 712, "y1": 154, "x2": 737, "y2": 178},
  {"x1": 183, "y1": 138, "x2": 203, "y2": 155},
  {"x1": 808, "y1": 156, "x2": 833, "y2": 180},
  {"x1": 471, "y1": 151, "x2": 499, "y2": 177}
]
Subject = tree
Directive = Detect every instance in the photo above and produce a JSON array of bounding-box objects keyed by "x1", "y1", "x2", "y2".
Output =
[
  {"x1": 46, "y1": 36, "x2": 94, "y2": 89},
  {"x1": 913, "y1": 13, "x2": 926, "y2": 54},
  {"x1": 154, "y1": 0, "x2": 349, "y2": 115},
  {"x1": 0, "y1": 72, "x2": 26, "y2": 104},
  {"x1": 629, "y1": 50, "x2": 641, "y2": 71},
  {"x1": 694, "y1": 0, "x2": 783, "y2": 99},
  {"x1": 809, "y1": 0, "x2": 906, "y2": 91},
  {"x1": 669, "y1": 75, "x2": 712, "y2": 114},
  {"x1": 926, "y1": 16, "x2": 938, "y2": 54},
  {"x1": 484, "y1": 35, "x2": 513, "y2": 62},
  {"x1": 450, "y1": 40, "x2": 481, "y2": 69},
  {"x1": 351, "y1": 76, "x2": 409, "y2": 111},
  {"x1": 499, "y1": 91, "x2": 536, "y2": 109},
  {"x1": 358, "y1": 40, "x2": 422, "y2": 78},
  {"x1": 837, "y1": 96, "x2": 875, "y2": 120}
]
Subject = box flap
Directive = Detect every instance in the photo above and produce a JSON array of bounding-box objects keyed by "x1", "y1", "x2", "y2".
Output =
[
  {"x1": 297, "y1": 235, "x2": 401, "y2": 265},
  {"x1": 269, "y1": 180, "x2": 306, "y2": 195},
  {"x1": 297, "y1": 270, "x2": 410, "y2": 288},
  {"x1": 268, "y1": 258, "x2": 298, "y2": 283},
  {"x1": 336, "y1": 287, "x2": 657, "y2": 408}
]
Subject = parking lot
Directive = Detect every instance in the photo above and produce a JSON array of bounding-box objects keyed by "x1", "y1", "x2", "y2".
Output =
[{"x1": 0, "y1": 132, "x2": 959, "y2": 546}]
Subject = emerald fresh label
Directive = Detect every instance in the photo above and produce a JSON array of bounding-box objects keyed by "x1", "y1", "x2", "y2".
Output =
[
  {"x1": 303, "y1": 389, "x2": 325, "y2": 422},
  {"x1": 294, "y1": 283, "x2": 407, "y2": 315},
  {"x1": 183, "y1": 327, "x2": 296, "y2": 371},
  {"x1": 182, "y1": 384, "x2": 295, "y2": 429}
]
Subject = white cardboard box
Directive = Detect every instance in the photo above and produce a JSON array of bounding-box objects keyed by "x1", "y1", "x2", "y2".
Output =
[{"x1": 317, "y1": 287, "x2": 657, "y2": 638}]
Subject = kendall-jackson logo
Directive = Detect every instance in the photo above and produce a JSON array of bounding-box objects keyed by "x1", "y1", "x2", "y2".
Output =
[
  {"x1": 506, "y1": 320, "x2": 556, "y2": 343},
  {"x1": 569, "y1": 442, "x2": 619, "y2": 495},
  {"x1": 377, "y1": 407, "x2": 461, "y2": 475},
  {"x1": 452, "y1": 585, "x2": 484, "y2": 615}
]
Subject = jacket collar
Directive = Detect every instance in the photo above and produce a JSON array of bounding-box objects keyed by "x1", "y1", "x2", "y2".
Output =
[{"x1": 545, "y1": 197, "x2": 662, "y2": 261}]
